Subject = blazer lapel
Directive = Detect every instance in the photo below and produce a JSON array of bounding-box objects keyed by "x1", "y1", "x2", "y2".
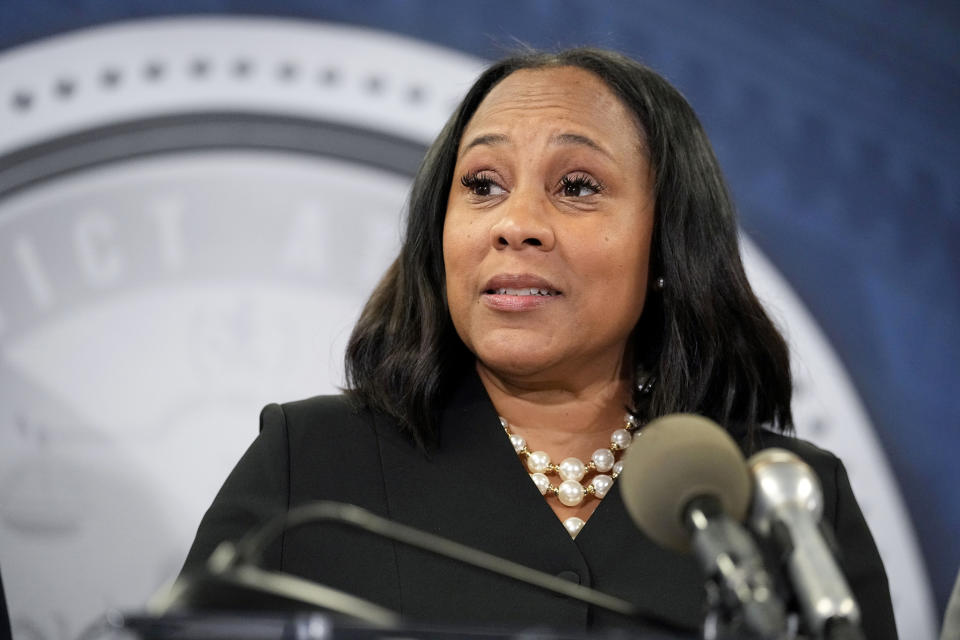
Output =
[
  {"x1": 375, "y1": 370, "x2": 592, "y2": 626},
  {"x1": 576, "y1": 478, "x2": 704, "y2": 630}
]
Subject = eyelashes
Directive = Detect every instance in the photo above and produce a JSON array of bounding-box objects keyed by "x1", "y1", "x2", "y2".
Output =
[
  {"x1": 459, "y1": 171, "x2": 605, "y2": 198},
  {"x1": 559, "y1": 173, "x2": 603, "y2": 197},
  {"x1": 460, "y1": 171, "x2": 500, "y2": 197}
]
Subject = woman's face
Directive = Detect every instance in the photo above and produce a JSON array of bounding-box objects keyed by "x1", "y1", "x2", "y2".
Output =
[{"x1": 443, "y1": 66, "x2": 655, "y2": 384}]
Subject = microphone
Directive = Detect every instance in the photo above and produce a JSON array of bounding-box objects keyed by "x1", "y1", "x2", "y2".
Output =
[
  {"x1": 618, "y1": 414, "x2": 787, "y2": 639},
  {"x1": 148, "y1": 538, "x2": 402, "y2": 627},
  {"x1": 748, "y1": 449, "x2": 863, "y2": 640},
  {"x1": 151, "y1": 502, "x2": 693, "y2": 636}
]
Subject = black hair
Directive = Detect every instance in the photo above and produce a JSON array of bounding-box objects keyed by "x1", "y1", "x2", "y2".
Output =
[{"x1": 345, "y1": 47, "x2": 793, "y2": 445}]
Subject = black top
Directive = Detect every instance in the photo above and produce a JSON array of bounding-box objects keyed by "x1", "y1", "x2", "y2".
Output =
[{"x1": 182, "y1": 370, "x2": 897, "y2": 638}]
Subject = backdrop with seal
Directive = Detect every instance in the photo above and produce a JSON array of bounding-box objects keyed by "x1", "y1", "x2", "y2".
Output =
[{"x1": 0, "y1": 4, "x2": 956, "y2": 640}]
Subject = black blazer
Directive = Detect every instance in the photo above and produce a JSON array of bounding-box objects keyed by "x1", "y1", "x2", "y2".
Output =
[{"x1": 183, "y1": 371, "x2": 897, "y2": 638}]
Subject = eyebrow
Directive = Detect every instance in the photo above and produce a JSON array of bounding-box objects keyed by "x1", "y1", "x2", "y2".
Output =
[
  {"x1": 460, "y1": 132, "x2": 613, "y2": 159},
  {"x1": 552, "y1": 133, "x2": 608, "y2": 156},
  {"x1": 461, "y1": 133, "x2": 508, "y2": 153}
]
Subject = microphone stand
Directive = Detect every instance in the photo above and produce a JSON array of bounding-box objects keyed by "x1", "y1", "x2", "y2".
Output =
[
  {"x1": 684, "y1": 496, "x2": 789, "y2": 640},
  {"x1": 232, "y1": 501, "x2": 640, "y2": 616}
]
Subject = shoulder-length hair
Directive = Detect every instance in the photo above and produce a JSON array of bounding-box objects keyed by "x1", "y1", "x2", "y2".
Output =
[{"x1": 345, "y1": 48, "x2": 792, "y2": 445}]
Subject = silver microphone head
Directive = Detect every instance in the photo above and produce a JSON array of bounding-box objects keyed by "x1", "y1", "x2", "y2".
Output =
[
  {"x1": 747, "y1": 448, "x2": 823, "y2": 536},
  {"x1": 747, "y1": 448, "x2": 862, "y2": 632}
]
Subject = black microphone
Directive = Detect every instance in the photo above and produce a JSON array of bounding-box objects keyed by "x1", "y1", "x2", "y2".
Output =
[
  {"x1": 150, "y1": 501, "x2": 693, "y2": 636},
  {"x1": 148, "y1": 536, "x2": 402, "y2": 627},
  {"x1": 618, "y1": 414, "x2": 787, "y2": 639},
  {"x1": 748, "y1": 449, "x2": 864, "y2": 640}
]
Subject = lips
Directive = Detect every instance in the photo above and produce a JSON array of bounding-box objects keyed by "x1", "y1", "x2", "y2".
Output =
[
  {"x1": 482, "y1": 274, "x2": 563, "y2": 297},
  {"x1": 481, "y1": 274, "x2": 562, "y2": 311},
  {"x1": 489, "y1": 287, "x2": 559, "y2": 296}
]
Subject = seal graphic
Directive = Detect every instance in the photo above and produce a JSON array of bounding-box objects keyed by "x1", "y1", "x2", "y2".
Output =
[{"x1": 0, "y1": 17, "x2": 934, "y2": 639}]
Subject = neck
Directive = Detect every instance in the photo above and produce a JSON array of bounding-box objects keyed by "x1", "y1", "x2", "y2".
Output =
[{"x1": 476, "y1": 360, "x2": 632, "y2": 452}]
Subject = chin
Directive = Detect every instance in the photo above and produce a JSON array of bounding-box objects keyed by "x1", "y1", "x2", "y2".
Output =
[
  {"x1": 475, "y1": 344, "x2": 559, "y2": 380},
  {"x1": 462, "y1": 327, "x2": 564, "y2": 379}
]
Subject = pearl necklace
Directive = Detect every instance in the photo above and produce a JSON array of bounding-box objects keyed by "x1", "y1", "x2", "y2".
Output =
[{"x1": 500, "y1": 413, "x2": 640, "y2": 539}]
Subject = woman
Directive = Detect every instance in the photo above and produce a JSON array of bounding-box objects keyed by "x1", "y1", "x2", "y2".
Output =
[{"x1": 183, "y1": 48, "x2": 896, "y2": 638}]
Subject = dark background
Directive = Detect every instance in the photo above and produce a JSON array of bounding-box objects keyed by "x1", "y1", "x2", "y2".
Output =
[{"x1": 1, "y1": 0, "x2": 957, "y2": 618}]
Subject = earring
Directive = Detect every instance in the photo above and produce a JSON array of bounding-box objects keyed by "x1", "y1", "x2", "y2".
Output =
[
  {"x1": 636, "y1": 371, "x2": 656, "y2": 395},
  {"x1": 652, "y1": 276, "x2": 665, "y2": 291}
]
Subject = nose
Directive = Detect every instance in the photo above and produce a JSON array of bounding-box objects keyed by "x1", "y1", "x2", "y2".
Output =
[{"x1": 489, "y1": 189, "x2": 556, "y2": 251}]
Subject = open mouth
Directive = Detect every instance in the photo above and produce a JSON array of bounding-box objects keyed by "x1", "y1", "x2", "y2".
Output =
[{"x1": 486, "y1": 288, "x2": 561, "y2": 297}]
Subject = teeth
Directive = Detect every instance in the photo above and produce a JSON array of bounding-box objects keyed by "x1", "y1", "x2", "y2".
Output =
[{"x1": 494, "y1": 288, "x2": 558, "y2": 296}]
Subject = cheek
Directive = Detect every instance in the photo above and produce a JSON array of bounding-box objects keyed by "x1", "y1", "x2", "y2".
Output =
[
  {"x1": 584, "y1": 223, "x2": 650, "y2": 276},
  {"x1": 442, "y1": 224, "x2": 478, "y2": 316},
  {"x1": 442, "y1": 227, "x2": 479, "y2": 351},
  {"x1": 443, "y1": 216, "x2": 482, "y2": 281},
  {"x1": 588, "y1": 225, "x2": 652, "y2": 313}
]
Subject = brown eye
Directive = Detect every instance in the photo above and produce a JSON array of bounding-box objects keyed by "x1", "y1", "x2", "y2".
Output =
[
  {"x1": 461, "y1": 172, "x2": 505, "y2": 197},
  {"x1": 560, "y1": 174, "x2": 603, "y2": 197}
]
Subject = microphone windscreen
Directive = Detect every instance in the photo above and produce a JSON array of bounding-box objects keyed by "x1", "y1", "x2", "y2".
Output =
[{"x1": 619, "y1": 413, "x2": 751, "y2": 552}]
